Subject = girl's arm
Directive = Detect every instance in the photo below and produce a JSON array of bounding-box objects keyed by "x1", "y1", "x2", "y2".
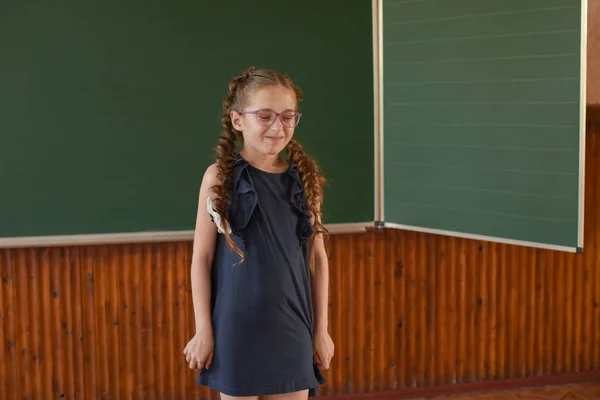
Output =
[
  {"x1": 184, "y1": 164, "x2": 219, "y2": 370},
  {"x1": 311, "y1": 215, "x2": 335, "y2": 369},
  {"x1": 311, "y1": 232, "x2": 329, "y2": 334},
  {"x1": 190, "y1": 163, "x2": 219, "y2": 331}
]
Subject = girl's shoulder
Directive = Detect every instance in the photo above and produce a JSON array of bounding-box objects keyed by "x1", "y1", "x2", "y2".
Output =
[{"x1": 203, "y1": 163, "x2": 220, "y2": 185}]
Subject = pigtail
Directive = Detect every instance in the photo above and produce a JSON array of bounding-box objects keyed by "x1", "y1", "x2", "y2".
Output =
[
  {"x1": 286, "y1": 139, "x2": 328, "y2": 267},
  {"x1": 211, "y1": 67, "x2": 256, "y2": 262}
]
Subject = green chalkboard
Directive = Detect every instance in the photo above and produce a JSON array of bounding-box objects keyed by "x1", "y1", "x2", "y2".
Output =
[
  {"x1": 0, "y1": 1, "x2": 374, "y2": 242},
  {"x1": 382, "y1": 0, "x2": 585, "y2": 250}
]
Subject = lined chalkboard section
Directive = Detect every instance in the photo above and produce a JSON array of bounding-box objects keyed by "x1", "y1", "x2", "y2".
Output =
[
  {"x1": 382, "y1": 0, "x2": 585, "y2": 249},
  {"x1": 0, "y1": 0, "x2": 374, "y2": 242}
]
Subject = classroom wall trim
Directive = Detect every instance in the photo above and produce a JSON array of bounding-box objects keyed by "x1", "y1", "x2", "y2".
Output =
[
  {"x1": 373, "y1": 0, "x2": 384, "y2": 223},
  {"x1": 382, "y1": 222, "x2": 579, "y2": 253},
  {"x1": 0, "y1": 222, "x2": 373, "y2": 249},
  {"x1": 579, "y1": 0, "x2": 590, "y2": 250}
]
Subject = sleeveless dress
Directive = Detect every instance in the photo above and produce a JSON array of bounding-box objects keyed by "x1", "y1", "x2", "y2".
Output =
[{"x1": 197, "y1": 154, "x2": 326, "y2": 397}]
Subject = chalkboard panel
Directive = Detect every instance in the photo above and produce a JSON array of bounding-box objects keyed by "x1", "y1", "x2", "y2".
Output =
[
  {"x1": 0, "y1": 1, "x2": 375, "y2": 245},
  {"x1": 382, "y1": 0, "x2": 586, "y2": 251}
]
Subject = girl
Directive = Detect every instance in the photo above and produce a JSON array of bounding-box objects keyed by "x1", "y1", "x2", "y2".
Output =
[{"x1": 183, "y1": 66, "x2": 335, "y2": 400}]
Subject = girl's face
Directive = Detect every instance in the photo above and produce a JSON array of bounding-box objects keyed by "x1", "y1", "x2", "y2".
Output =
[{"x1": 230, "y1": 85, "x2": 298, "y2": 157}]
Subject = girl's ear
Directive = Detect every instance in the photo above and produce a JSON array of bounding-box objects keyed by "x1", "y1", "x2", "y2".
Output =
[{"x1": 230, "y1": 111, "x2": 243, "y2": 131}]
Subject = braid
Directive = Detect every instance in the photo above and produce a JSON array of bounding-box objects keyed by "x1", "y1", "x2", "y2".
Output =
[
  {"x1": 286, "y1": 139, "x2": 328, "y2": 238},
  {"x1": 211, "y1": 67, "x2": 257, "y2": 262}
]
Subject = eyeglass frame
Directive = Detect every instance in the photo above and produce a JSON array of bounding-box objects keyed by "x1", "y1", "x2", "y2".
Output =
[{"x1": 237, "y1": 108, "x2": 303, "y2": 127}]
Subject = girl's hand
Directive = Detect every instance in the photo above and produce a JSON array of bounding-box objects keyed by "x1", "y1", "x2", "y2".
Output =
[
  {"x1": 183, "y1": 325, "x2": 214, "y2": 370},
  {"x1": 314, "y1": 331, "x2": 335, "y2": 370}
]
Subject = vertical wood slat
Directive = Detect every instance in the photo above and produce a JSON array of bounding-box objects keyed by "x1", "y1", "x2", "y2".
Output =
[
  {"x1": 0, "y1": 115, "x2": 599, "y2": 399},
  {"x1": 2, "y1": 250, "x2": 20, "y2": 399}
]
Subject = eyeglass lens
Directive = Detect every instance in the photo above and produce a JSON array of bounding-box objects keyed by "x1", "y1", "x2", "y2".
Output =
[{"x1": 256, "y1": 110, "x2": 299, "y2": 127}]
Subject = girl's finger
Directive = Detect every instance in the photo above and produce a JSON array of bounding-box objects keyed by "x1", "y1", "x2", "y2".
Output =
[
  {"x1": 206, "y1": 352, "x2": 214, "y2": 369},
  {"x1": 198, "y1": 354, "x2": 206, "y2": 367}
]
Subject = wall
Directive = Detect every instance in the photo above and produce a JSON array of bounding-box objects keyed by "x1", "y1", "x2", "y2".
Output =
[{"x1": 1, "y1": 6, "x2": 600, "y2": 397}]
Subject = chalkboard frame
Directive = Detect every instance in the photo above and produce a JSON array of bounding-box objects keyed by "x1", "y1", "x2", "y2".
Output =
[
  {"x1": 0, "y1": 0, "x2": 377, "y2": 248},
  {"x1": 376, "y1": 0, "x2": 588, "y2": 253}
]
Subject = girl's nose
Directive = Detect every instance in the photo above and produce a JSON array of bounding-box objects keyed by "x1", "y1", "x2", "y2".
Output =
[{"x1": 270, "y1": 117, "x2": 283, "y2": 131}]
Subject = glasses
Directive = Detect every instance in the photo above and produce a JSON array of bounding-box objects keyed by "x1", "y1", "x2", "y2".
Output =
[{"x1": 238, "y1": 108, "x2": 302, "y2": 128}]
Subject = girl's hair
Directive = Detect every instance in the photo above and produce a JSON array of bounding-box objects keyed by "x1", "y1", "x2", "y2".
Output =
[{"x1": 211, "y1": 66, "x2": 327, "y2": 263}]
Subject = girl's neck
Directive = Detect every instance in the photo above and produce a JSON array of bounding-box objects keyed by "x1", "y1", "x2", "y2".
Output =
[{"x1": 239, "y1": 148, "x2": 288, "y2": 173}]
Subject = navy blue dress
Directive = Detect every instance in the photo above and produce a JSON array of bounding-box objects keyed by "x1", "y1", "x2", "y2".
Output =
[{"x1": 197, "y1": 154, "x2": 326, "y2": 397}]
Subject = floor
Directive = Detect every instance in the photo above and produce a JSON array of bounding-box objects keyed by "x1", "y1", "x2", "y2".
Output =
[{"x1": 425, "y1": 382, "x2": 600, "y2": 399}]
